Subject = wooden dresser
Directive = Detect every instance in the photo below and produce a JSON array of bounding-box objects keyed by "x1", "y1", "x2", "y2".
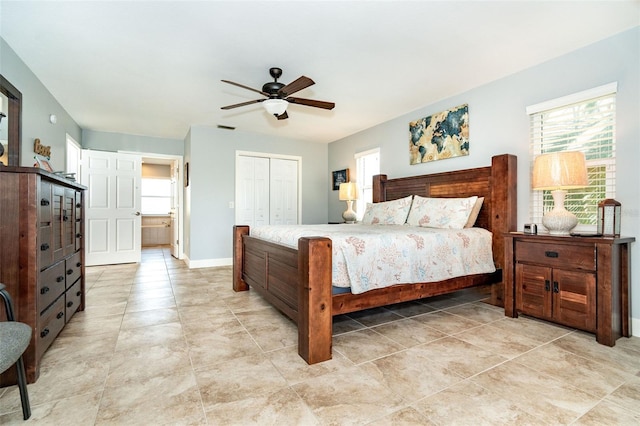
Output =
[
  {"x1": 0, "y1": 167, "x2": 86, "y2": 385},
  {"x1": 504, "y1": 232, "x2": 634, "y2": 346}
]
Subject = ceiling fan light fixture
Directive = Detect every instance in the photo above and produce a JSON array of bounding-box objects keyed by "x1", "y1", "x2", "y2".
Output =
[{"x1": 263, "y1": 98, "x2": 288, "y2": 116}]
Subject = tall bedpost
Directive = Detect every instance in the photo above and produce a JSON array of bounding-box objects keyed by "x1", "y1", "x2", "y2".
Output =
[
  {"x1": 372, "y1": 174, "x2": 388, "y2": 203},
  {"x1": 489, "y1": 154, "x2": 517, "y2": 306},
  {"x1": 233, "y1": 226, "x2": 250, "y2": 292},
  {"x1": 298, "y1": 237, "x2": 333, "y2": 364}
]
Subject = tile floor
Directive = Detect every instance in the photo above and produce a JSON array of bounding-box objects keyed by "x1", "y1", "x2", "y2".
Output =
[{"x1": 1, "y1": 247, "x2": 639, "y2": 425}]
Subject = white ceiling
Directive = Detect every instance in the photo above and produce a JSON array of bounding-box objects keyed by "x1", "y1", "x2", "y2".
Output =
[{"x1": 1, "y1": 1, "x2": 638, "y2": 144}]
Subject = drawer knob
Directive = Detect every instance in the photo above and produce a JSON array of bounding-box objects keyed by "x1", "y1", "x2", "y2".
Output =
[
  {"x1": 40, "y1": 286, "x2": 50, "y2": 294},
  {"x1": 76, "y1": 202, "x2": 82, "y2": 208},
  {"x1": 40, "y1": 243, "x2": 50, "y2": 251},
  {"x1": 545, "y1": 251, "x2": 559, "y2": 258},
  {"x1": 76, "y1": 262, "x2": 82, "y2": 267},
  {"x1": 56, "y1": 276, "x2": 64, "y2": 283},
  {"x1": 56, "y1": 312, "x2": 64, "y2": 319},
  {"x1": 76, "y1": 291, "x2": 81, "y2": 297},
  {"x1": 67, "y1": 301, "x2": 74, "y2": 308},
  {"x1": 76, "y1": 233, "x2": 82, "y2": 238},
  {"x1": 67, "y1": 269, "x2": 74, "y2": 275},
  {"x1": 40, "y1": 199, "x2": 50, "y2": 206},
  {"x1": 553, "y1": 281, "x2": 559, "y2": 293},
  {"x1": 545, "y1": 280, "x2": 550, "y2": 292},
  {"x1": 40, "y1": 328, "x2": 50, "y2": 338}
]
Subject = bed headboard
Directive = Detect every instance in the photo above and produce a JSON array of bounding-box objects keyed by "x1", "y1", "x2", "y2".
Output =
[{"x1": 372, "y1": 154, "x2": 517, "y2": 269}]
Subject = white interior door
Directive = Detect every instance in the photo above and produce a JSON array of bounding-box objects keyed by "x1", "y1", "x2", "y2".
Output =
[
  {"x1": 170, "y1": 160, "x2": 179, "y2": 258},
  {"x1": 270, "y1": 158, "x2": 298, "y2": 225},
  {"x1": 81, "y1": 150, "x2": 142, "y2": 266},
  {"x1": 236, "y1": 156, "x2": 269, "y2": 227}
]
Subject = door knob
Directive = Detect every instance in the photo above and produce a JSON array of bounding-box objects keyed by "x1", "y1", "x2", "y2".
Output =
[{"x1": 134, "y1": 212, "x2": 141, "y2": 216}]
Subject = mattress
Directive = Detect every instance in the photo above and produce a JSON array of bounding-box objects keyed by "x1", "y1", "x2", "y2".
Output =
[{"x1": 250, "y1": 224, "x2": 495, "y2": 294}]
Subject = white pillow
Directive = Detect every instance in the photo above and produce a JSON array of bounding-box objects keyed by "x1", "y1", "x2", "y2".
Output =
[
  {"x1": 406, "y1": 195, "x2": 478, "y2": 229},
  {"x1": 361, "y1": 195, "x2": 413, "y2": 225},
  {"x1": 464, "y1": 197, "x2": 484, "y2": 228}
]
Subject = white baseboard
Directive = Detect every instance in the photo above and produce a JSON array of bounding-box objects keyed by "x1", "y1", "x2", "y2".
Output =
[
  {"x1": 185, "y1": 257, "x2": 232, "y2": 269},
  {"x1": 631, "y1": 317, "x2": 639, "y2": 338}
]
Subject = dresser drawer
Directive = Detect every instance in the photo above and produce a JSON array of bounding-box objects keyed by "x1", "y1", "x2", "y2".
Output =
[
  {"x1": 65, "y1": 251, "x2": 82, "y2": 289},
  {"x1": 515, "y1": 240, "x2": 596, "y2": 271},
  {"x1": 65, "y1": 279, "x2": 82, "y2": 323},
  {"x1": 38, "y1": 261, "x2": 66, "y2": 313},
  {"x1": 37, "y1": 296, "x2": 66, "y2": 361}
]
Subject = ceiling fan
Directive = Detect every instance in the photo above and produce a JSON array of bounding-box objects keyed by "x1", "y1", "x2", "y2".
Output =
[{"x1": 221, "y1": 67, "x2": 335, "y2": 120}]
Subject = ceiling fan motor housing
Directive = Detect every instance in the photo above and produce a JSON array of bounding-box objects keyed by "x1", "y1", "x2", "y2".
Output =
[{"x1": 262, "y1": 81, "x2": 285, "y2": 97}]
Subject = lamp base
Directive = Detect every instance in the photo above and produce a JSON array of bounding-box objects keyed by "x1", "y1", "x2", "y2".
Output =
[
  {"x1": 541, "y1": 190, "x2": 578, "y2": 235},
  {"x1": 342, "y1": 200, "x2": 357, "y2": 224}
]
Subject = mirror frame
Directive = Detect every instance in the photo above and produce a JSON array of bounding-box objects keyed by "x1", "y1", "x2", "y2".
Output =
[{"x1": 0, "y1": 74, "x2": 22, "y2": 166}]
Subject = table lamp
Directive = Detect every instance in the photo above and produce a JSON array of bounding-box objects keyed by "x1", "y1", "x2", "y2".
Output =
[
  {"x1": 339, "y1": 182, "x2": 358, "y2": 224},
  {"x1": 532, "y1": 151, "x2": 588, "y2": 235}
]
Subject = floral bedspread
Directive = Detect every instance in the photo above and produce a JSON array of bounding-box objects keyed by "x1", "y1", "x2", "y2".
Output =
[{"x1": 249, "y1": 224, "x2": 495, "y2": 295}]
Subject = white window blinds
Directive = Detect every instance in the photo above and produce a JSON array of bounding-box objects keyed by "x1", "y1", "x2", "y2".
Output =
[{"x1": 528, "y1": 83, "x2": 616, "y2": 230}]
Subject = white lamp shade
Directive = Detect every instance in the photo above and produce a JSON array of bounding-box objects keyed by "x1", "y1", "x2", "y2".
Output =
[
  {"x1": 532, "y1": 151, "x2": 588, "y2": 190},
  {"x1": 263, "y1": 99, "x2": 288, "y2": 116},
  {"x1": 339, "y1": 182, "x2": 358, "y2": 201}
]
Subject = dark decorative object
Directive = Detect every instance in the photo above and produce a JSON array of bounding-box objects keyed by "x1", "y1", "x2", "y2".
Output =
[
  {"x1": 332, "y1": 169, "x2": 349, "y2": 191},
  {"x1": 597, "y1": 198, "x2": 621, "y2": 237},
  {"x1": 184, "y1": 162, "x2": 189, "y2": 187}
]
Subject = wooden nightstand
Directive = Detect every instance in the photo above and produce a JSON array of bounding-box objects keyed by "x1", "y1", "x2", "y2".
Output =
[{"x1": 504, "y1": 232, "x2": 635, "y2": 346}]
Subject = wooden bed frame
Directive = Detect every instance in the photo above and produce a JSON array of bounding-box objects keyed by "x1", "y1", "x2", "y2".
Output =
[{"x1": 233, "y1": 154, "x2": 517, "y2": 364}]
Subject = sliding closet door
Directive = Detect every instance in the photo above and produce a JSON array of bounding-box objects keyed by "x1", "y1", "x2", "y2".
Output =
[
  {"x1": 236, "y1": 153, "x2": 300, "y2": 227},
  {"x1": 270, "y1": 158, "x2": 298, "y2": 225},
  {"x1": 236, "y1": 156, "x2": 269, "y2": 227}
]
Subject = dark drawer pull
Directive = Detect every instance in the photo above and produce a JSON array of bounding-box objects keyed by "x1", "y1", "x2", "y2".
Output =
[
  {"x1": 63, "y1": 215, "x2": 69, "y2": 222},
  {"x1": 40, "y1": 328, "x2": 50, "y2": 338},
  {"x1": 67, "y1": 301, "x2": 74, "y2": 308},
  {"x1": 41, "y1": 243, "x2": 50, "y2": 251},
  {"x1": 76, "y1": 233, "x2": 82, "y2": 238},
  {"x1": 67, "y1": 269, "x2": 74, "y2": 275},
  {"x1": 40, "y1": 286, "x2": 50, "y2": 294},
  {"x1": 76, "y1": 218, "x2": 82, "y2": 223},
  {"x1": 56, "y1": 312, "x2": 64, "y2": 319},
  {"x1": 56, "y1": 276, "x2": 64, "y2": 283},
  {"x1": 40, "y1": 199, "x2": 50, "y2": 206},
  {"x1": 553, "y1": 281, "x2": 559, "y2": 293},
  {"x1": 76, "y1": 291, "x2": 81, "y2": 297},
  {"x1": 545, "y1": 251, "x2": 559, "y2": 258},
  {"x1": 544, "y1": 280, "x2": 550, "y2": 292},
  {"x1": 76, "y1": 262, "x2": 82, "y2": 267},
  {"x1": 76, "y1": 203, "x2": 82, "y2": 208}
]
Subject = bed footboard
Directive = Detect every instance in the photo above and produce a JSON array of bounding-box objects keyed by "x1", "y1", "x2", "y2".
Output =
[{"x1": 233, "y1": 225, "x2": 333, "y2": 364}]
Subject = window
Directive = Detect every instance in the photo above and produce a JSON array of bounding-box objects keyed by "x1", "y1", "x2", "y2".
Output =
[
  {"x1": 527, "y1": 83, "x2": 616, "y2": 231},
  {"x1": 354, "y1": 148, "x2": 380, "y2": 220},
  {"x1": 141, "y1": 178, "x2": 172, "y2": 214}
]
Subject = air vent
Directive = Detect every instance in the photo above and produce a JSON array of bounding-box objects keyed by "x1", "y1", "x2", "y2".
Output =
[{"x1": 217, "y1": 125, "x2": 236, "y2": 130}]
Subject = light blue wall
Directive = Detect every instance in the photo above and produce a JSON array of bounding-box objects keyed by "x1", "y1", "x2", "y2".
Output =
[
  {"x1": 0, "y1": 38, "x2": 82, "y2": 170},
  {"x1": 83, "y1": 129, "x2": 183, "y2": 155},
  {"x1": 329, "y1": 27, "x2": 640, "y2": 332},
  {"x1": 187, "y1": 125, "x2": 328, "y2": 262}
]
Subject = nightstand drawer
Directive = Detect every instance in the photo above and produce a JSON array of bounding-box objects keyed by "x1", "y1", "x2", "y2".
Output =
[{"x1": 515, "y1": 240, "x2": 595, "y2": 271}]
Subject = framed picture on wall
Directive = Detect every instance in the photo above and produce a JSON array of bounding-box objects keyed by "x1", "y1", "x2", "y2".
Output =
[{"x1": 332, "y1": 168, "x2": 349, "y2": 190}]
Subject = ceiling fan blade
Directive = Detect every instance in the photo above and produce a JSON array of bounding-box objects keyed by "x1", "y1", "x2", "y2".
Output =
[
  {"x1": 221, "y1": 80, "x2": 269, "y2": 96},
  {"x1": 221, "y1": 99, "x2": 264, "y2": 110},
  {"x1": 278, "y1": 76, "x2": 314, "y2": 97},
  {"x1": 276, "y1": 111, "x2": 289, "y2": 120},
  {"x1": 287, "y1": 97, "x2": 335, "y2": 110}
]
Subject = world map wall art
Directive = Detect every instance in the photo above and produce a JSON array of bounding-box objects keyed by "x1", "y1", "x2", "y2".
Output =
[{"x1": 409, "y1": 103, "x2": 469, "y2": 165}]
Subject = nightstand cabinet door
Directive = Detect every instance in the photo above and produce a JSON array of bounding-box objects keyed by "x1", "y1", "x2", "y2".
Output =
[
  {"x1": 515, "y1": 264, "x2": 552, "y2": 319},
  {"x1": 552, "y1": 269, "x2": 596, "y2": 332}
]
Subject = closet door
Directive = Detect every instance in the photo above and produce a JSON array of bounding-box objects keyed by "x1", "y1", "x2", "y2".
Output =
[
  {"x1": 236, "y1": 156, "x2": 269, "y2": 227},
  {"x1": 270, "y1": 158, "x2": 298, "y2": 225}
]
